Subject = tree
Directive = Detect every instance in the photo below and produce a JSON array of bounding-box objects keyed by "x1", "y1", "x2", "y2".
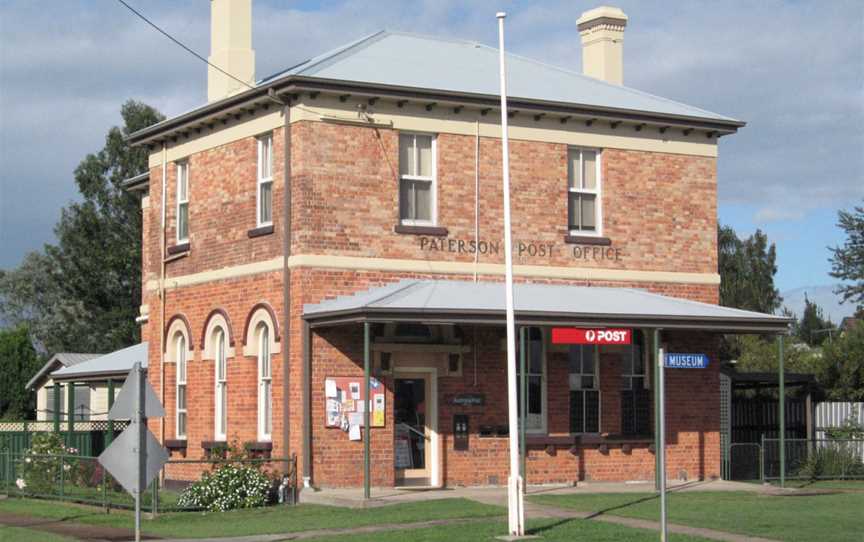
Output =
[
  {"x1": 0, "y1": 100, "x2": 163, "y2": 354},
  {"x1": 817, "y1": 321, "x2": 864, "y2": 401},
  {"x1": 0, "y1": 326, "x2": 41, "y2": 420},
  {"x1": 718, "y1": 225, "x2": 782, "y2": 314},
  {"x1": 797, "y1": 294, "x2": 835, "y2": 346},
  {"x1": 830, "y1": 202, "x2": 864, "y2": 311}
]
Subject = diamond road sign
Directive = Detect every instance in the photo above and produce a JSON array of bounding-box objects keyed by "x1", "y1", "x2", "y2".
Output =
[
  {"x1": 108, "y1": 367, "x2": 164, "y2": 420},
  {"x1": 98, "y1": 425, "x2": 169, "y2": 494}
]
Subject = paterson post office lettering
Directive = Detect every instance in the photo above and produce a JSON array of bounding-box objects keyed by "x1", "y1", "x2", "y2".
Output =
[{"x1": 418, "y1": 237, "x2": 623, "y2": 262}]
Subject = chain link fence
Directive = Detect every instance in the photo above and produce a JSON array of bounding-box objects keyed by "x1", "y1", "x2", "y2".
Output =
[
  {"x1": 1, "y1": 450, "x2": 298, "y2": 513},
  {"x1": 762, "y1": 438, "x2": 864, "y2": 481}
]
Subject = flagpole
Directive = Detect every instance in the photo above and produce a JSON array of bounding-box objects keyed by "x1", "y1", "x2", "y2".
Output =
[{"x1": 497, "y1": 11, "x2": 525, "y2": 537}]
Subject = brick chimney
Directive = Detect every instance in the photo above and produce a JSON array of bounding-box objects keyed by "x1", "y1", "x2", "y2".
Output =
[
  {"x1": 577, "y1": 6, "x2": 628, "y2": 85},
  {"x1": 208, "y1": 0, "x2": 256, "y2": 102}
]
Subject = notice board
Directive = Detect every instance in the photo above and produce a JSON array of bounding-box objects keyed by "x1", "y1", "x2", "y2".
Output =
[{"x1": 325, "y1": 376, "x2": 385, "y2": 428}]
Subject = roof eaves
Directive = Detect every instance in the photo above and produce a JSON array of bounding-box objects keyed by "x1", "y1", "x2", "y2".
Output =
[{"x1": 122, "y1": 171, "x2": 150, "y2": 192}]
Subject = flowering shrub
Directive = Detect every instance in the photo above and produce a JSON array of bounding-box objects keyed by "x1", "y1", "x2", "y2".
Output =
[
  {"x1": 18, "y1": 432, "x2": 80, "y2": 493},
  {"x1": 177, "y1": 463, "x2": 272, "y2": 512}
]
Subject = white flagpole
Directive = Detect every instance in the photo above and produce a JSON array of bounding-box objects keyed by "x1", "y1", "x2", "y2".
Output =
[{"x1": 497, "y1": 11, "x2": 525, "y2": 537}]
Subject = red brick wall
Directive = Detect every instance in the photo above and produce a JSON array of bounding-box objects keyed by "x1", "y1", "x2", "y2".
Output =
[{"x1": 141, "y1": 112, "x2": 722, "y2": 486}]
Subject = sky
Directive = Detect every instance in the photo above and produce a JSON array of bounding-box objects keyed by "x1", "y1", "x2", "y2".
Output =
[{"x1": 0, "y1": 0, "x2": 862, "y2": 313}]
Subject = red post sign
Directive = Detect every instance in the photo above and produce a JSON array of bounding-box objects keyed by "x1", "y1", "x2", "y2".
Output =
[{"x1": 551, "y1": 328, "x2": 632, "y2": 345}]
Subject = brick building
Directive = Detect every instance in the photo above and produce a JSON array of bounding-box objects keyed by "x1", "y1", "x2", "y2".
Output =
[{"x1": 126, "y1": 2, "x2": 789, "y2": 489}]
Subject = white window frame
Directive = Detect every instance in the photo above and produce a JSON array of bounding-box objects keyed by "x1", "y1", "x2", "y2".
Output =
[
  {"x1": 567, "y1": 147, "x2": 602, "y2": 236},
  {"x1": 257, "y1": 323, "x2": 272, "y2": 442},
  {"x1": 176, "y1": 161, "x2": 190, "y2": 243},
  {"x1": 176, "y1": 334, "x2": 187, "y2": 440},
  {"x1": 568, "y1": 344, "x2": 602, "y2": 434},
  {"x1": 518, "y1": 327, "x2": 548, "y2": 435},
  {"x1": 256, "y1": 134, "x2": 273, "y2": 227},
  {"x1": 214, "y1": 328, "x2": 227, "y2": 441},
  {"x1": 398, "y1": 132, "x2": 437, "y2": 226}
]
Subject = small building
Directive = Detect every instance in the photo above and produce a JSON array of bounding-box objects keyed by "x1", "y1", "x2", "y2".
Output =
[
  {"x1": 27, "y1": 353, "x2": 100, "y2": 421},
  {"x1": 124, "y1": 2, "x2": 790, "y2": 489}
]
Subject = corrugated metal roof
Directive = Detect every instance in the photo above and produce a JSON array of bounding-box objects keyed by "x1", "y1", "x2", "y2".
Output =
[
  {"x1": 260, "y1": 31, "x2": 737, "y2": 123},
  {"x1": 26, "y1": 353, "x2": 101, "y2": 390},
  {"x1": 303, "y1": 280, "x2": 790, "y2": 333},
  {"x1": 51, "y1": 343, "x2": 148, "y2": 381}
]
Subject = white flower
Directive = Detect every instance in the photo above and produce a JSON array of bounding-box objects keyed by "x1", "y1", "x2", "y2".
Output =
[
  {"x1": 15, "y1": 478, "x2": 26, "y2": 489},
  {"x1": 63, "y1": 464, "x2": 71, "y2": 471},
  {"x1": 24, "y1": 457, "x2": 31, "y2": 464}
]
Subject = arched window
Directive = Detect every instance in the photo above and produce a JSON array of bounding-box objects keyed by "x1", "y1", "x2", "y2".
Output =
[
  {"x1": 214, "y1": 328, "x2": 227, "y2": 441},
  {"x1": 257, "y1": 323, "x2": 272, "y2": 441},
  {"x1": 176, "y1": 334, "x2": 188, "y2": 439}
]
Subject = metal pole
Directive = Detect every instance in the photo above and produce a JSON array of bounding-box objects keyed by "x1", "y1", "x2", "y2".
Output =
[
  {"x1": 496, "y1": 11, "x2": 524, "y2": 536},
  {"x1": 519, "y1": 326, "x2": 526, "y2": 490},
  {"x1": 778, "y1": 335, "x2": 785, "y2": 488},
  {"x1": 653, "y1": 329, "x2": 660, "y2": 491},
  {"x1": 135, "y1": 362, "x2": 144, "y2": 542},
  {"x1": 363, "y1": 322, "x2": 371, "y2": 500},
  {"x1": 658, "y1": 346, "x2": 667, "y2": 542}
]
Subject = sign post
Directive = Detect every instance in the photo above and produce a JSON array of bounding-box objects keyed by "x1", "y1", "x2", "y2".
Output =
[
  {"x1": 99, "y1": 362, "x2": 168, "y2": 542},
  {"x1": 658, "y1": 348, "x2": 667, "y2": 542}
]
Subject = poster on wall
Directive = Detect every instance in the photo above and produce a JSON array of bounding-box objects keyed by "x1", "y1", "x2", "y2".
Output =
[{"x1": 325, "y1": 376, "x2": 385, "y2": 428}]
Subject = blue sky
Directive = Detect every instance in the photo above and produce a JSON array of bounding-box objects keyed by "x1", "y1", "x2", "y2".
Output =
[{"x1": 0, "y1": 1, "x2": 862, "y2": 308}]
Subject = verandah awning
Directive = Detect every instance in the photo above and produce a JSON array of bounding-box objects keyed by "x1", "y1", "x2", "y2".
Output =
[{"x1": 302, "y1": 280, "x2": 791, "y2": 334}]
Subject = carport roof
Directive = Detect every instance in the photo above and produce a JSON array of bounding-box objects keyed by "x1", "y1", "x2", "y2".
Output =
[
  {"x1": 51, "y1": 342, "x2": 148, "y2": 382},
  {"x1": 302, "y1": 280, "x2": 792, "y2": 333}
]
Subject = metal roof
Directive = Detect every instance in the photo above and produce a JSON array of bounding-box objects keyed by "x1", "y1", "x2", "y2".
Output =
[
  {"x1": 51, "y1": 343, "x2": 148, "y2": 382},
  {"x1": 260, "y1": 31, "x2": 737, "y2": 124},
  {"x1": 121, "y1": 171, "x2": 149, "y2": 192},
  {"x1": 303, "y1": 280, "x2": 791, "y2": 333},
  {"x1": 26, "y1": 353, "x2": 100, "y2": 390}
]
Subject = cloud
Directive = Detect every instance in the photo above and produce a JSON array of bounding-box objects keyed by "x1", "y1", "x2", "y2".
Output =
[{"x1": 1, "y1": 0, "x2": 862, "y2": 273}]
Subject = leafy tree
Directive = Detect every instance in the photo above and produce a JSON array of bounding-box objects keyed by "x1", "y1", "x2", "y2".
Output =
[
  {"x1": 0, "y1": 326, "x2": 41, "y2": 420},
  {"x1": 829, "y1": 202, "x2": 864, "y2": 312},
  {"x1": 817, "y1": 321, "x2": 864, "y2": 401},
  {"x1": 734, "y1": 334, "x2": 820, "y2": 376},
  {"x1": 718, "y1": 225, "x2": 782, "y2": 314},
  {"x1": 0, "y1": 101, "x2": 163, "y2": 354},
  {"x1": 797, "y1": 294, "x2": 835, "y2": 346}
]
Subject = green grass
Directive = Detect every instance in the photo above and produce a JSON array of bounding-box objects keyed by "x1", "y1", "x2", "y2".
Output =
[
  {"x1": 777, "y1": 479, "x2": 864, "y2": 490},
  {"x1": 0, "y1": 525, "x2": 75, "y2": 542},
  {"x1": 0, "y1": 497, "x2": 504, "y2": 539},
  {"x1": 528, "y1": 490, "x2": 864, "y2": 542},
  {"x1": 307, "y1": 517, "x2": 712, "y2": 541}
]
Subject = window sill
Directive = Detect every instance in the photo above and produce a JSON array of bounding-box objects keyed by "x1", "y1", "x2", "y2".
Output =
[
  {"x1": 575, "y1": 434, "x2": 654, "y2": 445},
  {"x1": 247, "y1": 225, "x2": 274, "y2": 238},
  {"x1": 526, "y1": 436, "x2": 575, "y2": 447},
  {"x1": 165, "y1": 439, "x2": 188, "y2": 449},
  {"x1": 564, "y1": 235, "x2": 611, "y2": 246},
  {"x1": 201, "y1": 440, "x2": 228, "y2": 451},
  {"x1": 395, "y1": 224, "x2": 449, "y2": 236},
  {"x1": 244, "y1": 441, "x2": 273, "y2": 451},
  {"x1": 167, "y1": 242, "x2": 190, "y2": 255}
]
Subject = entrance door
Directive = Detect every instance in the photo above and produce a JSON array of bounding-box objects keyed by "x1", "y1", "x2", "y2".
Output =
[{"x1": 395, "y1": 374, "x2": 433, "y2": 486}]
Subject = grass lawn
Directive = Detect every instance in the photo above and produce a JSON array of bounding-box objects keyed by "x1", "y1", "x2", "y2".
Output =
[
  {"x1": 0, "y1": 525, "x2": 75, "y2": 541},
  {"x1": 528, "y1": 490, "x2": 863, "y2": 542},
  {"x1": 307, "y1": 517, "x2": 712, "y2": 541},
  {"x1": 0, "y1": 497, "x2": 503, "y2": 539},
  {"x1": 777, "y1": 479, "x2": 864, "y2": 490}
]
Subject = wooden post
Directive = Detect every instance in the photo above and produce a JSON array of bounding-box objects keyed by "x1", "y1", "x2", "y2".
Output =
[
  {"x1": 53, "y1": 382, "x2": 61, "y2": 433},
  {"x1": 108, "y1": 379, "x2": 116, "y2": 445},
  {"x1": 67, "y1": 382, "x2": 75, "y2": 445}
]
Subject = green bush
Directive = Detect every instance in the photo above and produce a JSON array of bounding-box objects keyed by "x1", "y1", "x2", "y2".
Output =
[
  {"x1": 797, "y1": 442, "x2": 864, "y2": 480},
  {"x1": 17, "y1": 432, "x2": 80, "y2": 493},
  {"x1": 177, "y1": 462, "x2": 272, "y2": 512}
]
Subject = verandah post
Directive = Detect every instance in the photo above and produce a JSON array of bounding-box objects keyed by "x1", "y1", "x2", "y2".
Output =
[
  {"x1": 519, "y1": 326, "x2": 526, "y2": 491},
  {"x1": 53, "y1": 382, "x2": 61, "y2": 434},
  {"x1": 107, "y1": 379, "x2": 116, "y2": 445},
  {"x1": 778, "y1": 335, "x2": 785, "y2": 488},
  {"x1": 67, "y1": 382, "x2": 75, "y2": 445},
  {"x1": 653, "y1": 329, "x2": 660, "y2": 492},
  {"x1": 363, "y1": 321, "x2": 371, "y2": 500}
]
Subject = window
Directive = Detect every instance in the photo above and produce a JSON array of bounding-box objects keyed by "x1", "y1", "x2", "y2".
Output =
[
  {"x1": 214, "y1": 328, "x2": 227, "y2": 441},
  {"x1": 621, "y1": 330, "x2": 651, "y2": 436},
  {"x1": 176, "y1": 161, "x2": 190, "y2": 242},
  {"x1": 569, "y1": 344, "x2": 600, "y2": 433},
  {"x1": 399, "y1": 133, "x2": 436, "y2": 224},
  {"x1": 257, "y1": 134, "x2": 273, "y2": 226},
  {"x1": 567, "y1": 148, "x2": 600, "y2": 234},
  {"x1": 46, "y1": 385, "x2": 90, "y2": 420},
  {"x1": 257, "y1": 324, "x2": 272, "y2": 441},
  {"x1": 516, "y1": 327, "x2": 546, "y2": 433},
  {"x1": 176, "y1": 334, "x2": 188, "y2": 439}
]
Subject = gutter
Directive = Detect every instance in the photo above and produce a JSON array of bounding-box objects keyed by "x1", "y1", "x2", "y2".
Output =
[{"x1": 126, "y1": 76, "x2": 745, "y2": 147}]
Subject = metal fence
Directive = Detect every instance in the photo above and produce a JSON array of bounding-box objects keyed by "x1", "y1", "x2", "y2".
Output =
[
  {"x1": 762, "y1": 438, "x2": 864, "y2": 481},
  {"x1": 1, "y1": 451, "x2": 298, "y2": 512}
]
